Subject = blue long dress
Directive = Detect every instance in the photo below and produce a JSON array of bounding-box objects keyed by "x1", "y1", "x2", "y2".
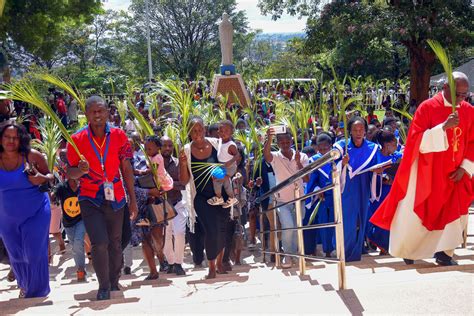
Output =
[
  {"x1": 0, "y1": 160, "x2": 51, "y2": 298},
  {"x1": 334, "y1": 138, "x2": 378, "y2": 262},
  {"x1": 366, "y1": 151, "x2": 402, "y2": 252},
  {"x1": 304, "y1": 153, "x2": 335, "y2": 255}
]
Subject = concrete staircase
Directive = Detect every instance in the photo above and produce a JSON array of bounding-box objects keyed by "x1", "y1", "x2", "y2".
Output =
[{"x1": 0, "y1": 213, "x2": 473, "y2": 314}]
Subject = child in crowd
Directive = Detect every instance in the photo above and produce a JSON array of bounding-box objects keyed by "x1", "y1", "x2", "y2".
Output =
[
  {"x1": 208, "y1": 120, "x2": 240, "y2": 208},
  {"x1": 144, "y1": 136, "x2": 174, "y2": 192},
  {"x1": 53, "y1": 177, "x2": 86, "y2": 281}
]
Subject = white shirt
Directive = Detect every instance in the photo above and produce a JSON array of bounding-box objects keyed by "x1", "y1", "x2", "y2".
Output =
[
  {"x1": 270, "y1": 150, "x2": 309, "y2": 203},
  {"x1": 217, "y1": 139, "x2": 236, "y2": 163}
]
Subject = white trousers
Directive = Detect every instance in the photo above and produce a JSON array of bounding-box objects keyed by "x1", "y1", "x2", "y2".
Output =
[{"x1": 163, "y1": 200, "x2": 188, "y2": 264}]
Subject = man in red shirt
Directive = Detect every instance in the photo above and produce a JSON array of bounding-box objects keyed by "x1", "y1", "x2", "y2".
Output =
[{"x1": 67, "y1": 96, "x2": 138, "y2": 300}]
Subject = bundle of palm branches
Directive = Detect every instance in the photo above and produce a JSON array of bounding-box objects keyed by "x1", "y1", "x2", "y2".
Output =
[
  {"x1": 31, "y1": 117, "x2": 62, "y2": 172},
  {"x1": 156, "y1": 80, "x2": 197, "y2": 148}
]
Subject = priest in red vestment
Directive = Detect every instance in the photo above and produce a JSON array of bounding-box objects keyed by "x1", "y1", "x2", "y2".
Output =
[{"x1": 370, "y1": 72, "x2": 473, "y2": 266}]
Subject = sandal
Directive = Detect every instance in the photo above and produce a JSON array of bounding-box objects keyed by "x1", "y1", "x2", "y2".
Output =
[{"x1": 19, "y1": 289, "x2": 26, "y2": 299}]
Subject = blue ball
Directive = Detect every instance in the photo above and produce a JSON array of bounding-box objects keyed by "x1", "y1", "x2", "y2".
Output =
[{"x1": 211, "y1": 166, "x2": 226, "y2": 179}]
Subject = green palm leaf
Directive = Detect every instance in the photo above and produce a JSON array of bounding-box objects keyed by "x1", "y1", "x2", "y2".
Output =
[
  {"x1": 5, "y1": 79, "x2": 83, "y2": 158},
  {"x1": 427, "y1": 40, "x2": 456, "y2": 113},
  {"x1": 156, "y1": 80, "x2": 196, "y2": 147},
  {"x1": 125, "y1": 81, "x2": 154, "y2": 138},
  {"x1": 34, "y1": 73, "x2": 86, "y2": 113},
  {"x1": 31, "y1": 118, "x2": 62, "y2": 171},
  {"x1": 308, "y1": 199, "x2": 322, "y2": 226}
]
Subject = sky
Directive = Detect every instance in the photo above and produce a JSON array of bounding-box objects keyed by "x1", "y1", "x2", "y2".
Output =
[{"x1": 102, "y1": 0, "x2": 307, "y2": 33}]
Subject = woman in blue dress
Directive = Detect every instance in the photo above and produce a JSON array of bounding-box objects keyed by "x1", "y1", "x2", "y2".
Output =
[
  {"x1": 0, "y1": 121, "x2": 53, "y2": 298},
  {"x1": 334, "y1": 116, "x2": 380, "y2": 262},
  {"x1": 367, "y1": 129, "x2": 402, "y2": 254}
]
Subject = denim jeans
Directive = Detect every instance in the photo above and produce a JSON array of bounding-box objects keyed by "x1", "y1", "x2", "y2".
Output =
[
  {"x1": 64, "y1": 220, "x2": 86, "y2": 271},
  {"x1": 277, "y1": 202, "x2": 298, "y2": 255}
]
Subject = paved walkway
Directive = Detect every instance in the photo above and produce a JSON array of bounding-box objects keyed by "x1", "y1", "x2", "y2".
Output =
[{"x1": 1, "y1": 213, "x2": 473, "y2": 315}]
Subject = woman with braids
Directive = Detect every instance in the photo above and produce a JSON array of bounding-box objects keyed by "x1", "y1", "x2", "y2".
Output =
[
  {"x1": 0, "y1": 120, "x2": 53, "y2": 298},
  {"x1": 179, "y1": 117, "x2": 228, "y2": 279},
  {"x1": 366, "y1": 129, "x2": 402, "y2": 255},
  {"x1": 334, "y1": 116, "x2": 382, "y2": 262}
]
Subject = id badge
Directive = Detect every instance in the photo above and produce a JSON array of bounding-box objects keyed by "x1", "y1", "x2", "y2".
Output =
[{"x1": 104, "y1": 182, "x2": 115, "y2": 202}]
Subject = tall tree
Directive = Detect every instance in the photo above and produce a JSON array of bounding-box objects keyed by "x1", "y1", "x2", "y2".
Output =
[
  {"x1": 0, "y1": 0, "x2": 101, "y2": 63},
  {"x1": 130, "y1": 0, "x2": 249, "y2": 79},
  {"x1": 258, "y1": 0, "x2": 473, "y2": 104}
]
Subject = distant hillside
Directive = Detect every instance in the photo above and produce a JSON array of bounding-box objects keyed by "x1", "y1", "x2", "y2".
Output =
[{"x1": 256, "y1": 33, "x2": 306, "y2": 42}]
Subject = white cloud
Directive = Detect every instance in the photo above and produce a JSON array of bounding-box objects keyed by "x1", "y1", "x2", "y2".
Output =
[
  {"x1": 236, "y1": 0, "x2": 306, "y2": 33},
  {"x1": 103, "y1": 0, "x2": 307, "y2": 33},
  {"x1": 102, "y1": 0, "x2": 130, "y2": 11}
]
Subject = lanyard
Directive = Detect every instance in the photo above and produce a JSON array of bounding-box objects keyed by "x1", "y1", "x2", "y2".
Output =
[{"x1": 87, "y1": 127, "x2": 111, "y2": 180}]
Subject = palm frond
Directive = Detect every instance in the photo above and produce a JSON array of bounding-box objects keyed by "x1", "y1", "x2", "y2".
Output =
[
  {"x1": 427, "y1": 40, "x2": 456, "y2": 112},
  {"x1": 191, "y1": 162, "x2": 223, "y2": 190},
  {"x1": 33, "y1": 73, "x2": 86, "y2": 113},
  {"x1": 0, "y1": 0, "x2": 5, "y2": 17},
  {"x1": 125, "y1": 81, "x2": 154, "y2": 138},
  {"x1": 157, "y1": 80, "x2": 196, "y2": 148},
  {"x1": 164, "y1": 123, "x2": 180, "y2": 155},
  {"x1": 31, "y1": 118, "x2": 62, "y2": 171},
  {"x1": 5, "y1": 79, "x2": 83, "y2": 158},
  {"x1": 308, "y1": 199, "x2": 322, "y2": 226}
]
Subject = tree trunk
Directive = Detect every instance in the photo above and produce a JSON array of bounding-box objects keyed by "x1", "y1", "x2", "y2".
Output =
[{"x1": 407, "y1": 43, "x2": 436, "y2": 106}]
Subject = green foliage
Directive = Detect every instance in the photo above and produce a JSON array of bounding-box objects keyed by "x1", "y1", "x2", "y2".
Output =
[
  {"x1": 5, "y1": 78, "x2": 83, "y2": 158},
  {"x1": 0, "y1": 0, "x2": 101, "y2": 62},
  {"x1": 258, "y1": 0, "x2": 473, "y2": 100},
  {"x1": 427, "y1": 40, "x2": 456, "y2": 112},
  {"x1": 31, "y1": 117, "x2": 62, "y2": 171},
  {"x1": 130, "y1": 0, "x2": 249, "y2": 79},
  {"x1": 157, "y1": 80, "x2": 198, "y2": 148}
]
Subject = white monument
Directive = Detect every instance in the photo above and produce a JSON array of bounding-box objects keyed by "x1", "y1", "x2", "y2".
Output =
[
  {"x1": 212, "y1": 13, "x2": 251, "y2": 106},
  {"x1": 219, "y1": 12, "x2": 234, "y2": 69}
]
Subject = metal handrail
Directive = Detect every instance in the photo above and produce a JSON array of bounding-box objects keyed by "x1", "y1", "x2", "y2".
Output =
[
  {"x1": 256, "y1": 148, "x2": 347, "y2": 290},
  {"x1": 255, "y1": 150, "x2": 340, "y2": 204},
  {"x1": 262, "y1": 184, "x2": 335, "y2": 213}
]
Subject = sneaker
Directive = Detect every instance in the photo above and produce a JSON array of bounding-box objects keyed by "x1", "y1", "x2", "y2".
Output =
[
  {"x1": 136, "y1": 218, "x2": 151, "y2": 227},
  {"x1": 123, "y1": 266, "x2": 131, "y2": 275},
  {"x1": 174, "y1": 264, "x2": 186, "y2": 276},
  {"x1": 77, "y1": 270, "x2": 86, "y2": 282},
  {"x1": 207, "y1": 196, "x2": 224, "y2": 206},
  {"x1": 222, "y1": 197, "x2": 239, "y2": 209}
]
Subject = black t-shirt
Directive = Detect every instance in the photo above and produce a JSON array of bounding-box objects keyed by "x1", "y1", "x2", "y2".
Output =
[{"x1": 54, "y1": 182, "x2": 82, "y2": 228}]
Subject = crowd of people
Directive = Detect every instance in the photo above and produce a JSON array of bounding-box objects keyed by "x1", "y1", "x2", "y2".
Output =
[{"x1": 0, "y1": 73, "x2": 472, "y2": 301}]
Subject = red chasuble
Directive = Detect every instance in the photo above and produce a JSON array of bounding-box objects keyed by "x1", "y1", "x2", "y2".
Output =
[{"x1": 371, "y1": 93, "x2": 474, "y2": 231}]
